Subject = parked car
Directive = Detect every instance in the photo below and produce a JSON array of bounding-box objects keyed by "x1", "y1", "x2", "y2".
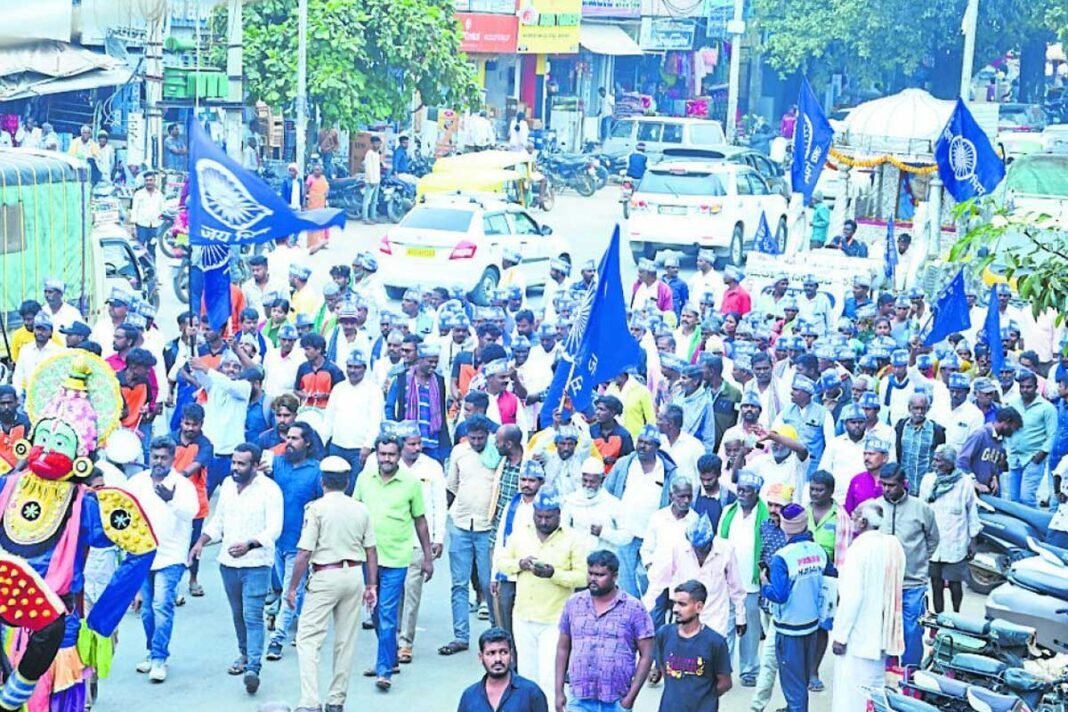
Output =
[
  {"x1": 602, "y1": 117, "x2": 726, "y2": 163},
  {"x1": 998, "y1": 103, "x2": 1048, "y2": 133},
  {"x1": 1041, "y1": 124, "x2": 1068, "y2": 153},
  {"x1": 660, "y1": 147, "x2": 789, "y2": 197},
  {"x1": 626, "y1": 161, "x2": 788, "y2": 267},
  {"x1": 378, "y1": 196, "x2": 570, "y2": 305}
]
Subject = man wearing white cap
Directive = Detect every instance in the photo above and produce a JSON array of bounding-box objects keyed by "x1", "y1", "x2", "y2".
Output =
[
  {"x1": 720, "y1": 266, "x2": 751, "y2": 316},
  {"x1": 323, "y1": 350, "x2": 383, "y2": 477},
  {"x1": 561, "y1": 457, "x2": 628, "y2": 554},
  {"x1": 688, "y1": 249, "x2": 725, "y2": 307},
  {"x1": 499, "y1": 249, "x2": 526, "y2": 304},
  {"x1": 92, "y1": 286, "x2": 134, "y2": 357},
  {"x1": 774, "y1": 374, "x2": 834, "y2": 481},
  {"x1": 543, "y1": 258, "x2": 571, "y2": 322},
  {"x1": 12, "y1": 312, "x2": 62, "y2": 397},
  {"x1": 630, "y1": 259, "x2": 673, "y2": 317},
  {"x1": 41, "y1": 279, "x2": 81, "y2": 332},
  {"x1": 289, "y1": 264, "x2": 320, "y2": 320}
]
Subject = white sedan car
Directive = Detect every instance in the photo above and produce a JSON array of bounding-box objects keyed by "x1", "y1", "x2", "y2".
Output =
[
  {"x1": 626, "y1": 161, "x2": 788, "y2": 267},
  {"x1": 378, "y1": 196, "x2": 571, "y2": 305}
]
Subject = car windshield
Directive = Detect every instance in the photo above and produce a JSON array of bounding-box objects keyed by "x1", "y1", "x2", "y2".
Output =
[
  {"x1": 399, "y1": 207, "x2": 474, "y2": 231},
  {"x1": 638, "y1": 170, "x2": 726, "y2": 196},
  {"x1": 1006, "y1": 156, "x2": 1068, "y2": 197}
]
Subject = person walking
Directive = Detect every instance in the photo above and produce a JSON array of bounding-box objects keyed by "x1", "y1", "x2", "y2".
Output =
[
  {"x1": 128, "y1": 436, "x2": 198, "y2": 683},
  {"x1": 760, "y1": 503, "x2": 828, "y2": 712},
  {"x1": 830, "y1": 500, "x2": 905, "y2": 712},
  {"x1": 496, "y1": 487, "x2": 588, "y2": 694},
  {"x1": 305, "y1": 163, "x2": 331, "y2": 253},
  {"x1": 457, "y1": 628, "x2": 548, "y2": 712},
  {"x1": 554, "y1": 549, "x2": 655, "y2": 712},
  {"x1": 189, "y1": 442, "x2": 283, "y2": 695},
  {"x1": 353, "y1": 434, "x2": 435, "y2": 691},
  {"x1": 654, "y1": 580, "x2": 733, "y2": 712},
  {"x1": 918, "y1": 445, "x2": 980, "y2": 614},
  {"x1": 130, "y1": 170, "x2": 165, "y2": 251},
  {"x1": 1004, "y1": 369, "x2": 1057, "y2": 506},
  {"x1": 877, "y1": 462, "x2": 938, "y2": 669},
  {"x1": 288, "y1": 455, "x2": 378, "y2": 712}
]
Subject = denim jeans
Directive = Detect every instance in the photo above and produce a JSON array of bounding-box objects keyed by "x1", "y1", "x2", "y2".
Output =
[
  {"x1": 1019, "y1": 459, "x2": 1047, "y2": 508},
  {"x1": 271, "y1": 549, "x2": 306, "y2": 646},
  {"x1": 568, "y1": 700, "x2": 623, "y2": 712},
  {"x1": 372, "y1": 566, "x2": 408, "y2": 678},
  {"x1": 220, "y1": 565, "x2": 270, "y2": 673},
  {"x1": 728, "y1": 591, "x2": 762, "y2": 678},
  {"x1": 776, "y1": 632, "x2": 815, "y2": 712},
  {"x1": 326, "y1": 443, "x2": 363, "y2": 495},
  {"x1": 901, "y1": 586, "x2": 927, "y2": 668},
  {"x1": 447, "y1": 521, "x2": 493, "y2": 643},
  {"x1": 362, "y1": 183, "x2": 380, "y2": 221},
  {"x1": 617, "y1": 538, "x2": 647, "y2": 599},
  {"x1": 140, "y1": 563, "x2": 185, "y2": 662},
  {"x1": 136, "y1": 223, "x2": 158, "y2": 251}
]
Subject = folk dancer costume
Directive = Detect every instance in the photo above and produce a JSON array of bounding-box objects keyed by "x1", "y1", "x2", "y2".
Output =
[{"x1": 0, "y1": 352, "x2": 157, "y2": 711}]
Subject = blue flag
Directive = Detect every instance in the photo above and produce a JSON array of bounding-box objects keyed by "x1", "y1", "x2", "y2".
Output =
[
  {"x1": 186, "y1": 119, "x2": 345, "y2": 246},
  {"x1": 542, "y1": 226, "x2": 642, "y2": 418},
  {"x1": 923, "y1": 269, "x2": 971, "y2": 346},
  {"x1": 884, "y1": 219, "x2": 898, "y2": 280},
  {"x1": 984, "y1": 284, "x2": 1005, "y2": 375},
  {"x1": 188, "y1": 244, "x2": 234, "y2": 332},
  {"x1": 791, "y1": 76, "x2": 834, "y2": 205},
  {"x1": 754, "y1": 211, "x2": 779, "y2": 255},
  {"x1": 934, "y1": 98, "x2": 1005, "y2": 203}
]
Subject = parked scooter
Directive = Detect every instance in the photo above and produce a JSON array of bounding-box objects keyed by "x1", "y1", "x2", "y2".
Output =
[
  {"x1": 968, "y1": 495, "x2": 1054, "y2": 594},
  {"x1": 987, "y1": 537, "x2": 1068, "y2": 656}
]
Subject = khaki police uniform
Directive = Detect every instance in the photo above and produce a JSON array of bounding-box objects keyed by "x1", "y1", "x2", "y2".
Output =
[{"x1": 295, "y1": 490, "x2": 376, "y2": 709}]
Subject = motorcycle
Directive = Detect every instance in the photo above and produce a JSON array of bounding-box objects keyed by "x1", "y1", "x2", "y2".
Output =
[
  {"x1": 922, "y1": 612, "x2": 1039, "y2": 670},
  {"x1": 539, "y1": 153, "x2": 597, "y2": 197},
  {"x1": 917, "y1": 652, "x2": 1064, "y2": 711},
  {"x1": 986, "y1": 537, "x2": 1068, "y2": 656},
  {"x1": 328, "y1": 174, "x2": 369, "y2": 220},
  {"x1": 904, "y1": 668, "x2": 1049, "y2": 711},
  {"x1": 967, "y1": 495, "x2": 1054, "y2": 594},
  {"x1": 380, "y1": 173, "x2": 417, "y2": 223},
  {"x1": 590, "y1": 149, "x2": 629, "y2": 190}
]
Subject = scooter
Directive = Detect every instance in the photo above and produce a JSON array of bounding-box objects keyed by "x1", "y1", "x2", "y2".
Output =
[
  {"x1": 986, "y1": 537, "x2": 1068, "y2": 656},
  {"x1": 968, "y1": 496, "x2": 1054, "y2": 594}
]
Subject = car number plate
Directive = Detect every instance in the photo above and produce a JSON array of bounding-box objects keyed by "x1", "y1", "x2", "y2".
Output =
[
  {"x1": 406, "y1": 247, "x2": 435, "y2": 258},
  {"x1": 658, "y1": 206, "x2": 686, "y2": 215}
]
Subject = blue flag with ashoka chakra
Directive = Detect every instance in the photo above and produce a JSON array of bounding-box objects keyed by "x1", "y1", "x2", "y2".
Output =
[
  {"x1": 754, "y1": 210, "x2": 779, "y2": 254},
  {"x1": 935, "y1": 98, "x2": 1005, "y2": 203},
  {"x1": 790, "y1": 76, "x2": 834, "y2": 205}
]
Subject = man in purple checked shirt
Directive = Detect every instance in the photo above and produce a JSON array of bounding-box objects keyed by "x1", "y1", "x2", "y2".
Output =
[{"x1": 554, "y1": 549, "x2": 655, "y2": 712}]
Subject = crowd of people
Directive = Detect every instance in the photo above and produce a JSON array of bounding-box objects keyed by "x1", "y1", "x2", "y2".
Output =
[{"x1": 7, "y1": 223, "x2": 1067, "y2": 712}]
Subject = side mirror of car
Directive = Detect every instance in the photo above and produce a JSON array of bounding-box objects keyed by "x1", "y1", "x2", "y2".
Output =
[{"x1": 540, "y1": 224, "x2": 553, "y2": 236}]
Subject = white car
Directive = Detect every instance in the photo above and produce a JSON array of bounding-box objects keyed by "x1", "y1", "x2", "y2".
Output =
[
  {"x1": 378, "y1": 196, "x2": 571, "y2": 305},
  {"x1": 626, "y1": 161, "x2": 789, "y2": 267}
]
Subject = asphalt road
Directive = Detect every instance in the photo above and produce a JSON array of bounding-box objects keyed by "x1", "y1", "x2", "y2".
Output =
[{"x1": 116, "y1": 190, "x2": 987, "y2": 712}]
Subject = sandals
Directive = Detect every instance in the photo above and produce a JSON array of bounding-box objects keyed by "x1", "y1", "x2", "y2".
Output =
[
  {"x1": 437, "y1": 641, "x2": 469, "y2": 656},
  {"x1": 189, "y1": 582, "x2": 205, "y2": 598},
  {"x1": 397, "y1": 647, "x2": 413, "y2": 664},
  {"x1": 227, "y1": 657, "x2": 247, "y2": 675},
  {"x1": 375, "y1": 677, "x2": 391, "y2": 691}
]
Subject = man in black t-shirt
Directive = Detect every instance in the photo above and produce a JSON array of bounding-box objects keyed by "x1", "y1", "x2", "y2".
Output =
[{"x1": 655, "y1": 580, "x2": 732, "y2": 712}]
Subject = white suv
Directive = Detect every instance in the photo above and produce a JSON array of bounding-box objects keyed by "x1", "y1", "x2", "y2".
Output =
[
  {"x1": 378, "y1": 196, "x2": 571, "y2": 305},
  {"x1": 626, "y1": 161, "x2": 788, "y2": 266}
]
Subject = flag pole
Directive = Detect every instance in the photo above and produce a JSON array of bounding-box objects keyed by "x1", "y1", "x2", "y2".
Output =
[{"x1": 556, "y1": 358, "x2": 578, "y2": 416}]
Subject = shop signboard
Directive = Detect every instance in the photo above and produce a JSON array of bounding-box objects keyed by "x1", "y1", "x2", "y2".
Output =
[
  {"x1": 581, "y1": 0, "x2": 640, "y2": 18},
  {"x1": 456, "y1": 0, "x2": 517, "y2": 11},
  {"x1": 641, "y1": 0, "x2": 705, "y2": 17},
  {"x1": 458, "y1": 13, "x2": 520, "y2": 52},
  {"x1": 516, "y1": 0, "x2": 582, "y2": 54},
  {"x1": 639, "y1": 17, "x2": 696, "y2": 50}
]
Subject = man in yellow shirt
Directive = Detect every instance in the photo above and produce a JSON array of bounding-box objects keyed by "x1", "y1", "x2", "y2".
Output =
[
  {"x1": 496, "y1": 486, "x2": 586, "y2": 694},
  {"x1": 289, "y1": 263, "x2": 321, "y2": 321},
  {"x1": 605, "y1": 369, "x2": 655, "y2": 439}
]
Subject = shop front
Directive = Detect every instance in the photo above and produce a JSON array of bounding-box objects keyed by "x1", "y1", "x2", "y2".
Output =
[
  {"x1": 516, "y1": 0, "x2": 581, "y2": 130},
  {"x1": 458, "y1": 10, "x2": 520, "y2": 141}
]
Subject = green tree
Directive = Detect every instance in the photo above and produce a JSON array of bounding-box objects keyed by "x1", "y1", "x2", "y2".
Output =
[{"x1": 228, "y1": 0, "x2": 479, "y2": 130}]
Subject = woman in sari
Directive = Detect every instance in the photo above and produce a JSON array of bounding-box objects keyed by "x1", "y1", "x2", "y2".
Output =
[{"x1": 305, "y1": 163, "x2": 330, "y2": 253}]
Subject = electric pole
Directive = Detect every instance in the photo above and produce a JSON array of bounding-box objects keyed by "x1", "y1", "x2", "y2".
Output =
[
  {"x1": 297, "y1": 0, "x2": 308, "y2": 171},
  {"x1": 725, "y1": 0, "x2": 745, "y2": 142}
]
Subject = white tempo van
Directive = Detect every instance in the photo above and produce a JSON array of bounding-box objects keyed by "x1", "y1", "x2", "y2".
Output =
[{"x1": 602, "y1": 117, "x2": 727, "y2": 162}]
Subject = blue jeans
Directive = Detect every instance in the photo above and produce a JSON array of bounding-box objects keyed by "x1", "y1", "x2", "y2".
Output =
[
  {"x1": 569, "y1": 701, "x2": 623, "y2": 712},
  {"x1": 617, "y1": 538, "x2": 647, "y2": 599},
  {"x1": 207, "y1": 455, "x2": 231, "y2": 499},
  {"x1": 140, "y1": 563, "x2": 185, "y2": 662},
  {"x1": 327, "y1": 443, "x2": 363, "y2": 495},
  {"x1": 727, "y1": 590, "x2": 762, "y2": 678},
  {"x1": 271, "y1": 549, "x2": 306, "y2": 646},
  {"x1": 362, "y1": 183, "x2": 380, "y2": 221},
  {"x1": 372, "y1": 566, "x2": 408, "y2": 678},
  {"x1": 220, "y1": 565, "x2": 270, "y2": 673},
  {"x1": 1004, "y1": 460, "x2": 1045, "y2": 506},
  {"x1": 136, "y1": 223, "x2": 158, "y2": 250},
  {"x1": 447, "y1": 522, "x2": 493, "y2": 643},
  {"x1": 776, "y1": 631, "x2": 815, "y2": 712},
  {"x1": 901, "y1": 586, "x2": 927, "y2": 668}
]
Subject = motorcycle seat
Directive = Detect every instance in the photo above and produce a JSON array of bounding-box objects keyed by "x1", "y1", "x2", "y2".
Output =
[
  {"x1": 950, "y1": 652, "x2": 1007, "y2": 677},
  {"x1": 936, "y1": 612, "x2": 990, "y2": 636},
  {"x1": 886, "y1": 690, "x2": 940, "y2": 712},
  {"x1": 910, "y1": 670, "x2": 970, "y2": 698},
  {"x1": 1004, "y1": 666, "x2": 1048, "y2": 692},
  {"x1": 989, "y1": 619, "x2": 1036, "y2": 647},
  {"x1": 979, "y1": 495, "x2": 1053, "y2": 533},
  {"x1": 1009, "y1": 567, "x2": 1068, "y2": 600},
  {"x1": 967, "y1": 686, "x2": 1022, "y2": 712},
  {"x1": 547, "y1": 156, "x2": 589, "y2": 167}
]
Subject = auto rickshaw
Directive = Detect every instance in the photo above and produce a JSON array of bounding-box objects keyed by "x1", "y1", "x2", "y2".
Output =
[{"x1": 431, "y1": 150, "x2": 553, "y2": 210}]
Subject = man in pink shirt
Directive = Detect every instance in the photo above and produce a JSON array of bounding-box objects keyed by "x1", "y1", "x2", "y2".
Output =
[{"x1": 844, "y1": 436, "x2": 890, "y2": 514}]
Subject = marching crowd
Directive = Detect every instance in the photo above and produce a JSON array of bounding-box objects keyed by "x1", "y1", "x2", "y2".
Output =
[{"x1": 7, "y1": 230, "x2": 1068, "y2": 712}]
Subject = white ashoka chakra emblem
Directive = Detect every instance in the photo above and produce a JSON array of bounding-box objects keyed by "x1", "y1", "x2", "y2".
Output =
[
  {"x1": 947, "y1": 136, "x2": 977, "y2": 181},
  {"x1": 563, "y1": 286, "x2": 595, "y2": 356},
  {"x1": 195, "y1": 158, "x2": 273, "y2": 231}
]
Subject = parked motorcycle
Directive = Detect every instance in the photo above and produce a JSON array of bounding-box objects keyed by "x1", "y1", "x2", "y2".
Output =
[
  {"x1": 922, "y1": 612, "x2": 1039, "y2": 670},
  {"x1": 590, "y1": 149, "x2": 629, "y2": 190},
  {"x1": 968, "y1": 495, "x2": 1054, "y2": 594},
  {"x1": 538, "y1": 153, "x2": 597, "y2": 197},
  {"x1": 987, "y1": 537, "x2": 1068, "y2": 656},
  {"x1": 905, "y1": 668, "x2": 1041, "y2": 711},
  {"x1": 329, "y1": 174, "x2": 368, "y2": 220},
  {"x1": 381, "y1": 173, "x2": 417, "y2": 222}
]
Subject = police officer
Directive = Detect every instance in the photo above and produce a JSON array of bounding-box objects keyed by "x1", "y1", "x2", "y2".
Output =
[{"x1": 287, "y1": 456, "x2": 378, "y2": 712}]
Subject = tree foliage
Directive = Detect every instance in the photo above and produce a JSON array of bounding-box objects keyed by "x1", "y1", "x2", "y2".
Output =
[
  {"x1": 230, "y1": 0, "x2": 480, "y2": 130},
  {"x1": 950, "y1": 202, "x2": 1068, "y2": 323}
]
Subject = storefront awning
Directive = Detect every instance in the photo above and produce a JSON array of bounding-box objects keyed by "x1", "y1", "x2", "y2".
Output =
[{"x1": 579, "y1": 25, "x2": 643, "y2": 56}]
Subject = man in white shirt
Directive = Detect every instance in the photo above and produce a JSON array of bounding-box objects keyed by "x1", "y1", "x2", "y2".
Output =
[
  {"x1": 243, "y1": 255, "x2": 286, "y2": 322},
  {"x1": 639, "y1": 479, "x2": 698, "y2": 585},
  {"x1": 819, "y1": 404, "x2": 869, "y2": 503},
  {"x1": 745, "y1": 423, "x2": 809, "y2": 503},
  {"x1": 943, "y1": 373, "x2": 985, "y2": 451},
  {"x1": 130, "y1": 171, "x2": 165, "y2": 250},
  {"x1": 12, "y1": 312, "x2": 62, "y2": 397},
  {"x1": 41, "y1": 278, "x2": 82, "y2": 332},
  {"x1": 561, "y1": 458, "x2": 629, "y2": 554},
  {"x1": 657, "y1": 404, "x2": 704, "y2": 488},
  {"x1": 189, "y1": 351, "x2": 252, "y2": 496},
  {"x1": 598, "y1": 87, "x2": 615, "y2": 140},
  {"x1": 323, "y1": 349, "x2": 383, "y2": 476},
  {"x1": 189, "y1": 442, "x2": 283, "y2": 695},
  {"x1": 395, "y1": 421, "x2": 447, "y2": 663},
  {"x1": 718, "y1": 469, "x2": 765, "y2": 684},
  {"x1": 127, "y1": 436, "x2": 198, "y2": 682},
  {"x1": 688, "y1": 250, "x2": 726, "y2": 308},
  {"x1": 262, "y1": 324, "x2": 302, "y2": 406},
  {"x1": 362, "y1": 136, "x2": 382, "y2": 224}
]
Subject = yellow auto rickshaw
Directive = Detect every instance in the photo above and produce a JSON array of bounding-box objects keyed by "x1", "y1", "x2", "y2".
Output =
[{"x1": 431, "y1": 150, "x2": 552, "y2": 210}]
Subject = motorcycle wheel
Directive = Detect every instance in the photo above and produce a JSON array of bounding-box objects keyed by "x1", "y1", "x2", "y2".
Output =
[
  {"x1": 539, "y1": 184, "x2": 555, "y2": 212},
  {"x1": 158, "y1": 221, "x2": 178, "y2": 258},
  {"x1": 964, "y1": 561, "x2": 1003, "y2": 595},
  {"x1": 574, "y1": 174, "x2": 596, "y2": 197},
  {"x1": 387, "y1": 195, "x2": 408, "y2": 223},
  {"x1": 173, "y1": 263, "x2": 190, "y2": 304},
  {"x1": 594, "y1": 166, "x2": 609, "y2": 191}
]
